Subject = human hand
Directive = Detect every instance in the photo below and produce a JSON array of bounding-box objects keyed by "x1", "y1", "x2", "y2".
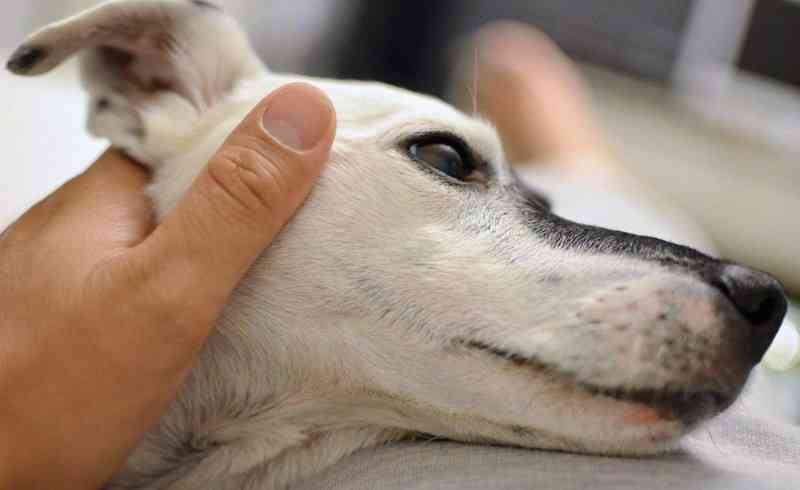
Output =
[{"x1": 0, "y1": 83, "x2": 335, "y2": 490}]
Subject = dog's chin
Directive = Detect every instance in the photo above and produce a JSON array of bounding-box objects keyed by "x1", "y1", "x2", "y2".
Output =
[{"x1": 458, "y1": 339, "x2": 734, "y2": 453}]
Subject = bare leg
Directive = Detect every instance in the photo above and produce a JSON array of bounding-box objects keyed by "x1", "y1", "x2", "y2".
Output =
[
  {"x1": 455, "y1": 21, "x2": 617, "y2": 179},
  {"x1": 452, "y1": 21, "x2": 717, "y2": 255}
]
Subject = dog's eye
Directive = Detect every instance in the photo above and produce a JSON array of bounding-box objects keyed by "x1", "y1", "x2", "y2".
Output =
[{"x1": 408, "y1": 140, "x2": 485, "y2": 184}]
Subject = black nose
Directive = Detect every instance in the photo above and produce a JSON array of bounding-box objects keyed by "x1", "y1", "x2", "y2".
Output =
[{"x1": 714, "y1": 264, "x2": 788, "y2": 364}]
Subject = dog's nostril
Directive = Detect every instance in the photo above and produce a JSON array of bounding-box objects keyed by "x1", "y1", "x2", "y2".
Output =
[{"x1": 715, "y1": 264, "x2": 788, "y2": 364}]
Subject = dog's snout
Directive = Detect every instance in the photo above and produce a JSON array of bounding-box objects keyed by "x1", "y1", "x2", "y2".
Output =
[{"x1": 713, "y1": 264, "x2": 787, "y2": 363}]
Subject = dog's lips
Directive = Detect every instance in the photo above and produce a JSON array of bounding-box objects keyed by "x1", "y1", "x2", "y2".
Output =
[
  {"x1": 458, "y1": 339, "x2": 730, "y2": 426},
  {"x1": 579, "y1": 384, "x2": 730, "y2": 426}
]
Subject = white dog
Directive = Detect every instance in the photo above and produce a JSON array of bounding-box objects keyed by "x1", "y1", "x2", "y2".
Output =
[{"x1": 8, "y1": 1, "x2": 787, "y2": 489}]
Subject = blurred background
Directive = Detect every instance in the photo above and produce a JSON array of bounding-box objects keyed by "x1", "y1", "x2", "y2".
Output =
[{"x1": 2, "y1": 1, "x2": 799, "y2": 403}]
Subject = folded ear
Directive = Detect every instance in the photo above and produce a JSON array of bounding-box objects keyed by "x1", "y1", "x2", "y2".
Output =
[
  {"x1": 7, "y1": 0, "x2": 266, "y2": 110},
  {"x1": 7, "y1": 0, "x2": 268, "y2": 163}
]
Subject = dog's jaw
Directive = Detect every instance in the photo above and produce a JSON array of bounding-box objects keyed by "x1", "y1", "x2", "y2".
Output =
[
  {"x1": 116, "y1": 389, "x2": 411, "y2": 490},
  {"x1": 110, "y1": 298, "x2": 444, "y2": 489},
  {"x1": 113, "y1": 322, "x2": 688, "y2": 490}
]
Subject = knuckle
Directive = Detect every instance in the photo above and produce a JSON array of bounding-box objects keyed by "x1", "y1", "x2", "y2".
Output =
[{"x1": 206, "y1": 135, "x2": 300, "y2": 218}]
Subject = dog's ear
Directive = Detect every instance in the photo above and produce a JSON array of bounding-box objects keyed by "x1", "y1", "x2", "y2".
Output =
[{"x1": 6, "y1": 0, "x2": 266, "y2": 110}]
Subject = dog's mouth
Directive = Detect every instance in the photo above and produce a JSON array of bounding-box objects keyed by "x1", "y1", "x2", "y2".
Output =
[
  {"x1": 579, "y1": 384, "x2": 730, "y2": 426},
  {"x1": 458, "y1": 339, "x2": 732, "y2": 427}
]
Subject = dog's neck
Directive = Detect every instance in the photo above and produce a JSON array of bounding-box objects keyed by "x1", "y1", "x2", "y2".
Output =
[{"x1": 113, "y1": 305, "x2": 411, "y2": 490}]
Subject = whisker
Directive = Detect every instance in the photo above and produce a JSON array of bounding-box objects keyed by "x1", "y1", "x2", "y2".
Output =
[
  {"x1": 706, "y1": 427, "x2": 724, "y2": 456},
  {"x1": 472, "y1": 46, "x2": 479, "y2": 116}
]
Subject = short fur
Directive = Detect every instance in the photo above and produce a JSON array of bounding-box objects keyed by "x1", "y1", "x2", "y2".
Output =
[{"x1": 8, "y1": 2, "x2": 786, "y2": 489}]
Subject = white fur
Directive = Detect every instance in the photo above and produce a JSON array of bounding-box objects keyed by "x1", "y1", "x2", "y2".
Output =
[{"x1": 11, "y1": 2, "x2": 760, "y2": 489}]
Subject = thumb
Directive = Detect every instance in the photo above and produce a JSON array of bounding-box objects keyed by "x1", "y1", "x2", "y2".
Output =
[{"x1": 133, "y1": 82, "x2": 336, "y2": 312}]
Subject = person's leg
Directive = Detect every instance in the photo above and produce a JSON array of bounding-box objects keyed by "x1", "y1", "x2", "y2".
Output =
[
  {"x1": 452, "y1": 20, "x2": 716, "y2": 254},
  {"x1": 453, "y1": 21, "x2": 618, "y2": 181}
]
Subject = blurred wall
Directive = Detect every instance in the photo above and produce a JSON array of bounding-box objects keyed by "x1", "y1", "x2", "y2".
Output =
[
  {"x1": 1, "y1": 1, "x2": 95, "y2": 50},
  {"x1": 3, "y1": 0, "x2": 356, "y2": 74}
]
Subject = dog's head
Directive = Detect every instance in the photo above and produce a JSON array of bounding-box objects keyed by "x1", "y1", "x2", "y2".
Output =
[
  {"x1": 248, "y1": 78, "x2": 786, "y2": 454},
  {"x1": 10, "y1": 0, "x2": 787, "y2": 476}
]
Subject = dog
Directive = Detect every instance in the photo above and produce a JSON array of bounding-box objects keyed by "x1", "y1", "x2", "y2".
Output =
[{"x1": 8, "y1": 1, "x2": 788, "y2": 489}]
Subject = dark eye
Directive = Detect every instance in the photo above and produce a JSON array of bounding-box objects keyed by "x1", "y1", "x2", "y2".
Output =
[{"x1": 407, "y1": 140, "x2": 486, "y2": 184}]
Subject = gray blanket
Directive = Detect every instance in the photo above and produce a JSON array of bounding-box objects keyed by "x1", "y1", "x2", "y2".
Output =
[{"x1": 298, "y1": 392, "x2": 800, "y2": 489}]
